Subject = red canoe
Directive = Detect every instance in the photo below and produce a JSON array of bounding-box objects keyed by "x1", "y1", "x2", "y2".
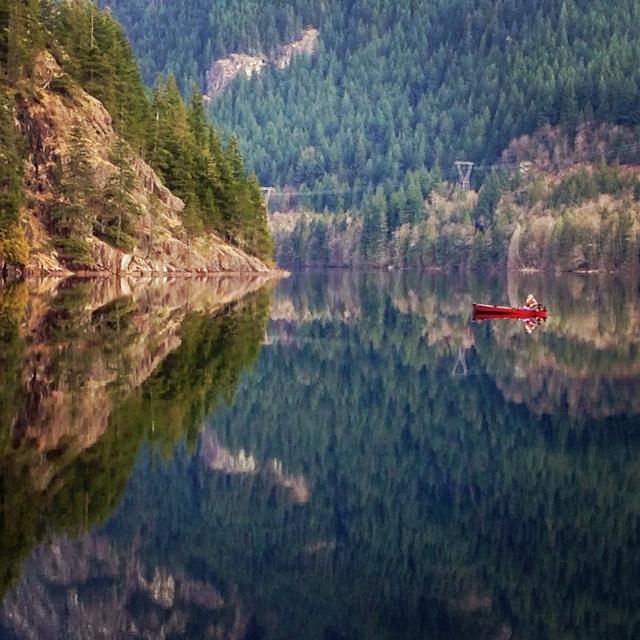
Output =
[{"x1": 472, "y1": 303, "x2": 548, "y2": 319}]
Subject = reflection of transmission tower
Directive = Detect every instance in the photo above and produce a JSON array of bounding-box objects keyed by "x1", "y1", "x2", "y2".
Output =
[
  {"x1": 452, "y1": 344, "x2": 468, "y2": 377},
  {"x1": 454, "y1": 161, "x2": 474, "y2": 191}
]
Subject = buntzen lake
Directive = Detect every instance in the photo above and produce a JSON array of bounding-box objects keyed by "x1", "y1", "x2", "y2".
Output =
[{"x1": 0, "y1": 272, "x2": 639, "y2": 639}]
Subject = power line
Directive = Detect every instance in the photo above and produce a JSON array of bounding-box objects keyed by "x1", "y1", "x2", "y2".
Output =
[{"x1": 262, "y1": 135, "x2": 640, "y2": 201}]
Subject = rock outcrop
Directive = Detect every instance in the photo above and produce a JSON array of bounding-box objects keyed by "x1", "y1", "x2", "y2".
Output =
[
  {"x1": 17, "y1": 52, "x2": 272, "y2": 277},
  {"x1": 206, "y1": 28, "x2": 319, "y2": 99},
  {"x1": 273, "y1": 27, "x2": 319, "y2": 69},
  {"x1": 206, "y1": 52, "x2": 268, "y2": 97}
]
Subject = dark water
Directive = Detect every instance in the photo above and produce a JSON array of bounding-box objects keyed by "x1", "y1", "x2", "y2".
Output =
[{"x1": 0, "y1": 271, "x2": 639, "y2": 640}]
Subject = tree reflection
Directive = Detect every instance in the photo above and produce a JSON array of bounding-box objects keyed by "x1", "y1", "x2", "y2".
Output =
[{"x1": 0, "y1": 278, "x2": 271, "y2": 598}]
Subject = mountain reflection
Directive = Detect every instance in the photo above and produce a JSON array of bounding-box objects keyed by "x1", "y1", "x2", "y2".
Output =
[{"x1": 1, "y1": 272, "x2": 639, "y2": 639}]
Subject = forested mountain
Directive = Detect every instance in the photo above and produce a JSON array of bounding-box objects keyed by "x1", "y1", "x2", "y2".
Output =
[
  {"x1": 0, "y1": 0, "x2": 273, "y2": 272},
  {"x1": 102, "y1": 0, "x2": 640, "y2": 219}
]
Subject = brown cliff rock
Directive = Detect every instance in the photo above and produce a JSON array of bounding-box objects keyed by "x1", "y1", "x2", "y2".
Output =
[
  {"x1": 206, "y1": 28, "x2": 319, "y2": 99},
  {"x1": 18, "y1": 51, "x2": 272, "y2": 277}
]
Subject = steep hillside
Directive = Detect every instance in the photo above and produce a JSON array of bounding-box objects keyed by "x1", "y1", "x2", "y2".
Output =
[
  {"x1": 103, "y1": 0, "x2": 640, "y2": 219},
  {"x1": 96, "y1": 0, "x2": 324, "y2": 88},
  {"x1": 17, "y1": 51, "x2": 269, "y2": 276},
  {"x1": 0, "y1": 0, "x2": 274, "y2": 276}
]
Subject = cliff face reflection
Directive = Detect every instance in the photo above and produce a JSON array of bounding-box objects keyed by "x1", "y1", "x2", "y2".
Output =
[
  {"x1": 0, "y1": 276, "x2": 272, "y2": 604},
  {"x1": 1, "y1": 272, "x2": 639, "y2": 639}
]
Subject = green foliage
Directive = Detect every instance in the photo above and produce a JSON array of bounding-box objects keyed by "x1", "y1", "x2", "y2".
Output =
[
  {"x1": 0, "y1": 90, "x2": 27, "y2": 267},
  {"x1": 148, "y1": 76, "x2": 273, "y2": 260},
  {"x1": 472, "y1": 169, "x2": 506, "y2": 229},
  {"x1": 48, "y1": 72, "x2": 73, "y2": 95},
  {"x1": 551, "y1": 164, "x2": 637, "y2": 209},
  {"x1": 95, "y1": 138, "x2": 139, "y2": 250},
  {"x1": 550, "y1": 168, "x2": 598, "y2": 207},
  {"x1": 53, "y1": 237, "x2": 93, "y2": 265},
  {"x1": 50, "y1": 123, "x2": 95, "y2": 265},
  {"x1": 53, "y1": 0, "x2": 150, "y2": 152},
  {"x1": 361, "y1": 186, "x2": 388, "y2": 262},
  {"x1": 0, "y1": 0, "x2": 44, "y2": 83}
]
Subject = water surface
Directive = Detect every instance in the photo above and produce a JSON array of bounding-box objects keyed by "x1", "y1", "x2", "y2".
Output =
[{"x1": 0, "y1": 271, "x2": 639, "y2": 639}]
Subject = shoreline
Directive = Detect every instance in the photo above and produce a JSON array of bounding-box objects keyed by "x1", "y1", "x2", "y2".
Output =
[{"x1": 2, "y1": 269, "x2": 289, "y2": 283}]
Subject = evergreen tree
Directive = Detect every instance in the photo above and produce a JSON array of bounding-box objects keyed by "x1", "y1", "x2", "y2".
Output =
[
  {"x1": 2, "y1": 0, "x2": 43, "y2": 83},
  {"x1": 361, "y1": 186, "x2": 388, "y2": 262},
  {"x1": 96, "y1": 138, "x2": 139, "y2": 250},
  {"x1": 54, "y1": 1, "x2": 150, "y2": 151},
  {"x1": 0, "y1": 91, "x2": 28, "y2": 267},
  {"x1": 50, "y1": 123, "x2": 96, "y2": 264},
  {"x1": 405, "y1": 176, "x2": 424, "y2": 225},
  {"x1": 472, "y1": 170, "x2": 503, "y2": 230}
]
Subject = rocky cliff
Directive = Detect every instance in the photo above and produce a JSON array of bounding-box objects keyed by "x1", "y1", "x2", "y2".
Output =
[
  {"x1": 205, "y1": 28, "x2": 319, "y2": 99},
  {"x1": 16, "y1": 52, "x2": 271, "y2": 277}
]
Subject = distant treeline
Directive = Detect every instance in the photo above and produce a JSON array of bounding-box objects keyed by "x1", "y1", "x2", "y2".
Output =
[{"x1": 275, "y1": 160, "x2": 640, "y2": 273}]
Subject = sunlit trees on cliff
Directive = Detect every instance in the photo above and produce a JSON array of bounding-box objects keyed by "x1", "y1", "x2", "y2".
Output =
[
  {"x1": 150, "y1": 76, "x2": 273, "y2": 261},
  {"x1": 97, "y1": 139, "x2": 140, "y2": 251},
  {"x1": 0, "y1": 0, "x2": 274, "y2": 266},
  {"x1": 51, "y1": 123, "x2": 96, "y2": 265},
  {"x1": 54, "y1": 0, "x2": 149, "y2": 152}
]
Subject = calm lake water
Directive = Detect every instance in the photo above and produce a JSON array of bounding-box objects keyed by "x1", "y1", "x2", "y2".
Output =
[{"x1": 0, "y1": 271, "x2": 639, "y2": 639}]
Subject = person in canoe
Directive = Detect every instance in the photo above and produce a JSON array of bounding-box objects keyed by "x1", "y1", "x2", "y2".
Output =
[{"x1": 524, "y1": 294, "x2": 541, "y2": 310}]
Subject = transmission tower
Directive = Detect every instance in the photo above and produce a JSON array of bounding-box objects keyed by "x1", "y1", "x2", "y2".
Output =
[
  {"x1": 454, "y1": 161, "x2": 474, "y2": 191},
  {"x1": 260, "y1": 187, "x2": 275, "y2": 209}
]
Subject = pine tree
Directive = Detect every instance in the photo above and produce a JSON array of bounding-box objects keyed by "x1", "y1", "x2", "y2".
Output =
[
  {"x1": 472, "y1": 170, "x2": 503, "y2": 230},
  {"x1": 54, "y1": 1, "x2": 149, "y2": 152},
  {"x1": 361, "y1": 187, "x2": 388, "y2": 263},
  {"x1": 245, "y1": 172, "x2": 274, "y2": 262},
  {"x1": 96, "y1": 138, "x2": 139, "y2": 250},
  {"x1": 0, "y1": 91, "x2": 28, "y2": 266},
  {"x1": 3, "y1": 0, "x2": 42, "y2": 82},
  {"x1": 405, "y1": 176, "x2": 424, "y2": 225},
  {"x1": 0, "y1": 1, "x2": 9, "y2": 74},
  {"x1": 188, "y1": 85, "x2": 208, "y2": 148},
  {"x1": 51, "y1": 123, "x2": 96, "y2": 264}
]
